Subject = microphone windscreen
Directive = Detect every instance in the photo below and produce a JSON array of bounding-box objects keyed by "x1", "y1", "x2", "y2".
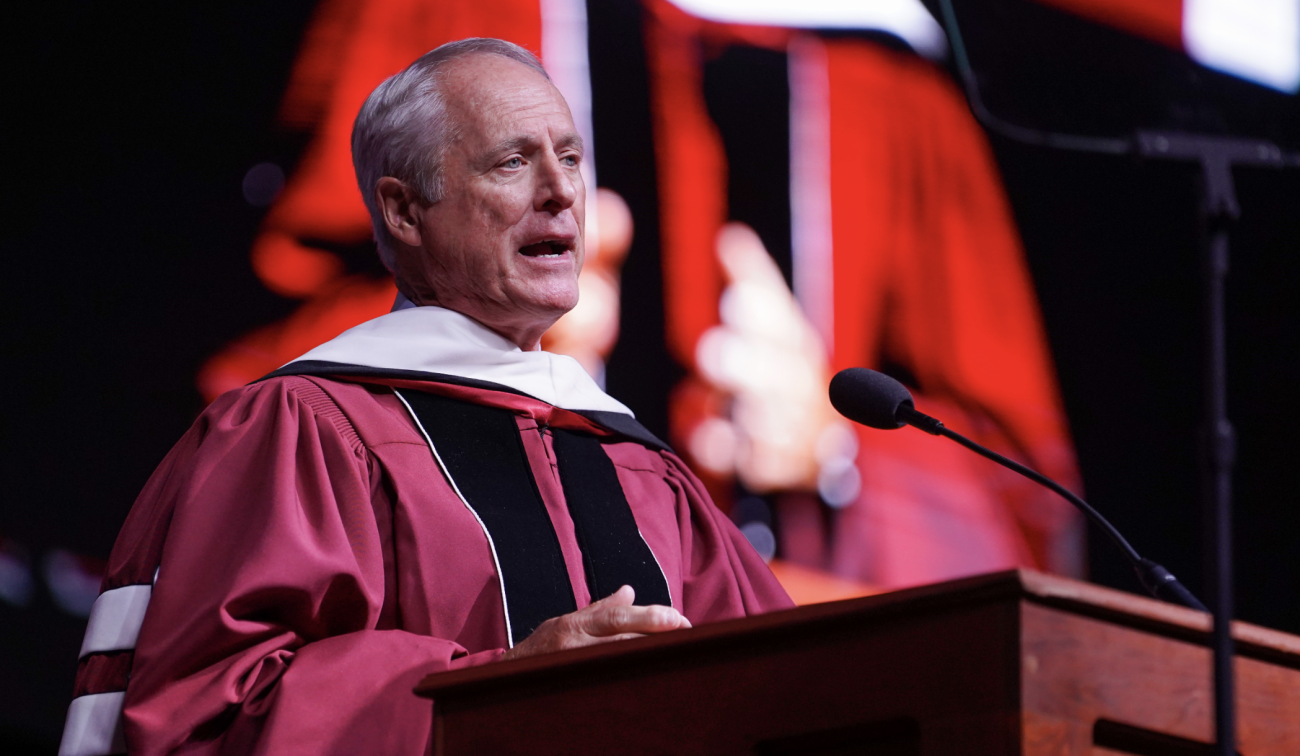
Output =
[{"x1": 828, "y1": 368, "x2": 913, "y2": 430}]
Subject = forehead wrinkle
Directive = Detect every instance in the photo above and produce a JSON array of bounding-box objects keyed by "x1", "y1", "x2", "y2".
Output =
[{"x1": 441, "y1": 58, "x2": 582, "y2": 171}]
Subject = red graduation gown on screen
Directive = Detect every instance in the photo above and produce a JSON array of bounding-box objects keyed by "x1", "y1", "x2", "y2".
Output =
[{"x1": 69, "y1": 307, "x2": 792, "y2": 756}]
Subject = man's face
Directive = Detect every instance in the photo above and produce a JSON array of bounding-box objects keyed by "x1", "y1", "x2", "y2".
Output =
[{"x1": 399, "y1": 54, "x2": 585, "y2": 347}]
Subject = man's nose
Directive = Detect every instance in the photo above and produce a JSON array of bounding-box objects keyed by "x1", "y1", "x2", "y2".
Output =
[{"x1": 535, "y1": 152, "x2": 579, "y2": 212}]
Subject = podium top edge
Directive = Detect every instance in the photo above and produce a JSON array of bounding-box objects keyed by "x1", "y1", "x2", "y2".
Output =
[{"x1": 415, "y1": 568, "x2": 1300, "y2": 700}]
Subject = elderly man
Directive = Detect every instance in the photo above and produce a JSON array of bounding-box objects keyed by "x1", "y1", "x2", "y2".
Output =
[{"x1": 60, "y1": 38, "x2": 791, "y2": 756}]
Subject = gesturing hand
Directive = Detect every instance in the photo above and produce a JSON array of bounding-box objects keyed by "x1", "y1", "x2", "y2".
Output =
[{"x1": 501, "y1": 585, "x2": 691, "y2": 661}]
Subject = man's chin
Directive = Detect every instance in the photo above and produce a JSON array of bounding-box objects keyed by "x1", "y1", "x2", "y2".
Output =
[
  {"x1": 520, "y1": 296, "x2": 579, "y2": 322},
  {"x1": 473, "y1": 288, "x2": 575, "y2": 335},
  {"x1": 509, "y1": 279, "x2": 579, "y2": 313}
]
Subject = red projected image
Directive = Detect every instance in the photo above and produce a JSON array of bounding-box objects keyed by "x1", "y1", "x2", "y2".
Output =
[
  {"x1": 197, "y1": 0, "x2": 1084, "y2": 602},
  {"x1": 643, "y1": 0, "x2": 1082, "y2": 593}
]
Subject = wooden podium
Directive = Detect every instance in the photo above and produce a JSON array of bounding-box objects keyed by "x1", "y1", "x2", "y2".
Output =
[{"x1": 415, "y1": 570, "x2": 1300, "y2": 755}]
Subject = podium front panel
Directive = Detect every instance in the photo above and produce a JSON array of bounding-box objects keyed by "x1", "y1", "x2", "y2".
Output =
[{"x1": 418, "y1": 570, "x2": 1300, "y2": 755}]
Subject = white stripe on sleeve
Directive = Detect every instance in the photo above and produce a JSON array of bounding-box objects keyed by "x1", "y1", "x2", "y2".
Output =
[
  {"x1": 58, "y1": 691, "x2": 126, "y2": 756},
  {"x1": 78, "y1": 584, "x2": 151, "y2": 658}
]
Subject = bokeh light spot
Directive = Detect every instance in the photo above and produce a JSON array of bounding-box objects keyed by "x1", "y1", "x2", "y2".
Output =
[
  {"x1": 0, "y1": 539, "x2": 34, "y2": 607},
  {"x1": 44, "y1": 549, "x2": 104, "y2": 617},
  {"x1": 739, "y1": 521, "x2": 778, "y2": 562},
  {"x1": 242, "y1": 162, "x2": 286, "y2": 207}
]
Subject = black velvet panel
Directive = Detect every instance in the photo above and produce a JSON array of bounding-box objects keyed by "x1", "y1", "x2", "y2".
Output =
[
  {"x1": 551, "y1": 429, "x2": 672, "y2": 607},
  {"x1": 396, "y1": 389, "x2": 576, "y2": 644}
]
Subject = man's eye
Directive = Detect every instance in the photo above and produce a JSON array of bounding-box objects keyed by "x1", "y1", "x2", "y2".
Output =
[
  {"x1": 562, "y1": 155, "x2": 579, "y2": 166},
  {"x1": 502, "y1": 157, "x2": 523, "y2": 169}
]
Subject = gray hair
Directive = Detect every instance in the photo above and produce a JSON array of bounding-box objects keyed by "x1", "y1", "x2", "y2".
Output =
[{"x1": 351, "y1": 38, "x2": 550, "y2": 272}]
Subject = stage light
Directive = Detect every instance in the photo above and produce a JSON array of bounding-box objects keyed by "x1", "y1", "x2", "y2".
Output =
[
  {"x1": 1185, "y1": 0, "x2": 1300, "y2": 92},
  {"x1": 665, "y1": 0, "x2": 947, "y2": 59}
]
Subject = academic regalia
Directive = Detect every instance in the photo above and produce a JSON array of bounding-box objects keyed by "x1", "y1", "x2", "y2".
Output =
[{"x1": 60, "y1": 304, "x2": 792, "y2": 756}]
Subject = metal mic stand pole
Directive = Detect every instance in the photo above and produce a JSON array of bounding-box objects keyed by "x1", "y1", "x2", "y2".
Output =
[{"x1": 1129, "y1": 133, "x2": 1282, "y2": 756}]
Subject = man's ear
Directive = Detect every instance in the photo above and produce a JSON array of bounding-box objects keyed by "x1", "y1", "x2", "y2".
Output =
[{"x1": 376, "y1": 177, "x2": 425, "y2": 247}]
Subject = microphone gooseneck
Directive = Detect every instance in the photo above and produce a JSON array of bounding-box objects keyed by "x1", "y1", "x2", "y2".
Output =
[{"x1": 828, "y1": 368, "x2": 1207, "y2": 612}]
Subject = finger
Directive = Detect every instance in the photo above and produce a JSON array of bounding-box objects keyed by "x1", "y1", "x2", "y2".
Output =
[
  {"x1": 638, "y1": 604, "x2": 692, "y2": 628},
  {"x1": 573, "y1": 585, "x2": 634, "y2": 623},
  {"x1": 582, "y1": 603, "x2": 690, "y2": 637},
  {"x1": 586, "y1": 632, "x2": 646, "y2": 645},
  {"x1": 588, "y1": 584, "x2": 635, "y2": 609}
]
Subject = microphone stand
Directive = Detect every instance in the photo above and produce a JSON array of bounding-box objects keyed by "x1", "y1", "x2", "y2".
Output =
[
  {"x1": 934, "y1": 2, "x2": 1297, "y2": 752},
  {"x1": 1138, "y1": 134, "x2": 1280, "y2": 756}
]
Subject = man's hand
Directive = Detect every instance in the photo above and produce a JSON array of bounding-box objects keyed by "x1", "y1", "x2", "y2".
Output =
[{"x1": 501, "y1": 585, "x2": 691, "y2": 661}]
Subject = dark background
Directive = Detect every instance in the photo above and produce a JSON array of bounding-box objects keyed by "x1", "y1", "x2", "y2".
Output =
[{"x1": 3, "y1": 0, "x2": 1298, "y2": 750}]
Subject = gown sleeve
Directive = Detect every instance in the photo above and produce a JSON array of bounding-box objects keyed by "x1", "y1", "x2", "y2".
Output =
[
  {"x1": 660, "y1": 452, "x2": 796, "y2": 623},
  {"x1": 121, "y1": 379, "x2": 500, "y2": 756}
]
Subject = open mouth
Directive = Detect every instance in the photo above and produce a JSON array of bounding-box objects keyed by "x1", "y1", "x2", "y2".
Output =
[{"x1": 518, "y1": 241, "x2": 569, "y2": 258}]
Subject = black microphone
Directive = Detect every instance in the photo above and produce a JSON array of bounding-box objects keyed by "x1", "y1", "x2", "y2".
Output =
[{"x1": 829, "y1": 367, "x2": 1207, "y2": 612}]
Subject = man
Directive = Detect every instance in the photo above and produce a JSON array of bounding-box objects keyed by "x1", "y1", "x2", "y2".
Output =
[{"x1": 60, "y1": 39, "x2": 791, "y2": 756}]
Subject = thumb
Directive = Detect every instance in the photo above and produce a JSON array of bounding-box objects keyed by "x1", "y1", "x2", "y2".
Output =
[{"x1": 591, "y1": 584, "x2": 635, "y2": 609}]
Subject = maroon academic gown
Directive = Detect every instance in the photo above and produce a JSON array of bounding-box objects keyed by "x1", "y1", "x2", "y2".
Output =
[{"x1": 79, "y1": 371, "x2": 791, "y2": 755}]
